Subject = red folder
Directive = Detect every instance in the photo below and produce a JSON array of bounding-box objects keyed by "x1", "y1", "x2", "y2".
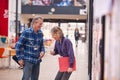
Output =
[{"x1": 58, "y1": 57, "x2": 76, "y2": 72}]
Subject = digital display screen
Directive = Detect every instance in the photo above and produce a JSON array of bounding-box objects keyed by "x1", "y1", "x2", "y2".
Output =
[
  {"x1": 21, "y1": 0, "x2": 86, "y2": 15},
  {"x1": 22, "y1": 0, "x2": 86, "y2": 6}
]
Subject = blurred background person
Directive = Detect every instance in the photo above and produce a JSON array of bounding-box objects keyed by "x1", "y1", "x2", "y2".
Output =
[
  {"x1": 74, "y1": 27, "x2": 80, "y2": 47},
  {"x1": 32, "y1": 0, "x2": 51, "y2": 6},
  {"x1": 57, "y1": 0, "x2": 73, "y2": 6},
  {"x1": 74, "y1": 0, "x2": 86, "y2": 8},
  {"x1": 22, "y1": 0, "x2": 32, "y2": 5}
]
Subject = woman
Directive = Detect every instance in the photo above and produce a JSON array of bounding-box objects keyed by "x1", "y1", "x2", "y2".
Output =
[
  {"x1": 50, "y1": 26, "x2": 75, "y2": 80},
  {"x1": 74, "y1": 27, "x2": 80, "y2": 47}
]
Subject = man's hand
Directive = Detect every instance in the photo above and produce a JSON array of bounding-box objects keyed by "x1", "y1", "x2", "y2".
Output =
[
  {"x1": 18, "y1": 60, "x2": 24, "y2": 67},
  {"x1": 39, "y1": 52, "x2": 45, "y2": 59}
]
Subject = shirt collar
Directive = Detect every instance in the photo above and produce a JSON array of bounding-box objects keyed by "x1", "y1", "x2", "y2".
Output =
[
  {"x1": 30, "y1": 27, "x2": 41, "y2": 33},
  {"x1": 59, "y1": 36, "x2": 65, "y2": 44}
]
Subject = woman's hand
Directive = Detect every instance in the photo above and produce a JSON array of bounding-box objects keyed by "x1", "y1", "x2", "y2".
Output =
[
  {"x1": 67, "y1": 67, "x2": 73, "y2": 73},
  {"x1": 50, "y1": 51, "x2": 55, "y2": 55}
]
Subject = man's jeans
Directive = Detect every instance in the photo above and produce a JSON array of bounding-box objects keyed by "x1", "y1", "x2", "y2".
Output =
[{"x1": 22, "y1": 60, "x2": 40, "y2": 80}]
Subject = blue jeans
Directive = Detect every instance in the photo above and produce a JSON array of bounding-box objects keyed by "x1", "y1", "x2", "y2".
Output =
[{"x1": 22, "y1": 60, "x2": 40, "y2": 80}]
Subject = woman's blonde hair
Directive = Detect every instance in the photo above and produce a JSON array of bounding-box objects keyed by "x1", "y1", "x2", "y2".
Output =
[{"x1": 51, "y1": 26, "x2": 64, "y2": 38}]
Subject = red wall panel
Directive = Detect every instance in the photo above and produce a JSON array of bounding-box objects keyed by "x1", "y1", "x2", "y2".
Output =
[{"x1": 0, "y1": 0, "x2": 8, "y2": 36}]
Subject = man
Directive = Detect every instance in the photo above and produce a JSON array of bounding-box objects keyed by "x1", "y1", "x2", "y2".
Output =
[{"x1": 15, "y1": 16, "x2": 45, "y2": 80}]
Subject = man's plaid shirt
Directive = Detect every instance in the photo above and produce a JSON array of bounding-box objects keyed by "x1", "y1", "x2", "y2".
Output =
[{"x1": 15, "y1": 27, "x2": 45, "y2": 64}]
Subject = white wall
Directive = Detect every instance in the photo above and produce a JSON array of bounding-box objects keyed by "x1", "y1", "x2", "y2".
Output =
[{"x1": 8, "y1": 0, "x2": 21, "y2": 40}]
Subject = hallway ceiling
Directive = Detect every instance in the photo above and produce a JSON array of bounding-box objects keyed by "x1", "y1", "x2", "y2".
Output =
[{"x1": 20, "y1": 14, "x2": 87, "y2": 23}]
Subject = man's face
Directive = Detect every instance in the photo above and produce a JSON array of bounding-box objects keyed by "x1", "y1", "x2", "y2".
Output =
[{"x1": 34, "y1": 19, "x2": 43, "y2": 30}]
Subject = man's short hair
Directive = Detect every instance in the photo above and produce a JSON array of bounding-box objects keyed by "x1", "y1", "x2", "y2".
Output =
[{"x1": 31, "y1": 16, "x2": 43, "y2": 26}]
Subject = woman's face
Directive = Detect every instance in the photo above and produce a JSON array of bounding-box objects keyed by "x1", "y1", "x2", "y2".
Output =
[{"x1": 52, "y1": 33, "x2": 61, "y2": 41}]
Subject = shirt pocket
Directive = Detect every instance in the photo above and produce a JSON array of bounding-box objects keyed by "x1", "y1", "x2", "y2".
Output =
[
  {"x1": 27, "y1": 40, "x2": 34, "y2": 46},
  {"x1": 38, "y1": 39, "x2": 43, "y2": 45}
]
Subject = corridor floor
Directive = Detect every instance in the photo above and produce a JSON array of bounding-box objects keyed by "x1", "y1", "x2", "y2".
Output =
[{"x1": 0, "y1": 40, "x2": 88, "y2": 80}]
